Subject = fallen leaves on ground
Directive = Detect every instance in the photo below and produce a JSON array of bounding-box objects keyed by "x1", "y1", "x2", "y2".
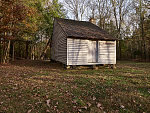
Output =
[{"x1": 0, "y1": 60, "x2": 150, "y2": 112}]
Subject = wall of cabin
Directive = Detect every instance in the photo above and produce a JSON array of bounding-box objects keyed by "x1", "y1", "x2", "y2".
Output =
[
  {"x1": 67, "y1": 38, "x2": 88, "y2": 65},
  {"x1": 51, "y1": 20, "x2": 67, "y2": 65},
  {"x1": 67, "y1": 38, "x2": 116, "y2": 65},
  {"x1": 98, "y1": 41, "x2": 116, "y2": 64}
]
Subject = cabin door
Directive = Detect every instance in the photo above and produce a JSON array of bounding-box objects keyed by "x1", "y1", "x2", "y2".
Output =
[{"x1": 88, "y1": 41, "x2": 98, "y2": 63}]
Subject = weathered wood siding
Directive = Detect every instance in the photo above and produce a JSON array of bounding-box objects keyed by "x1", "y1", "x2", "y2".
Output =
[
  {"x1": 51, "y1": 20, "x2": 67, "y2": 65},
  {"x1": 67, "y1": 38, "x2": 88, "y2": 65},
  {"x1": 67, "y1": 39, "x2": 116, "y2": 65},
  {"x1": 98, "y1": 41, "x2": 116, "y2": 64}
]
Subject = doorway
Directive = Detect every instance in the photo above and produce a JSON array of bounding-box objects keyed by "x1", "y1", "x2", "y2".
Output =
[{"x1": 88, "y1": 40, "x2": 98, "y2": 63}]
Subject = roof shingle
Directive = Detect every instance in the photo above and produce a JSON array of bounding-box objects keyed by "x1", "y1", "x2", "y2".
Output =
[{"x1": 55, "y1": 18, "x2": 117, "y2": 40}]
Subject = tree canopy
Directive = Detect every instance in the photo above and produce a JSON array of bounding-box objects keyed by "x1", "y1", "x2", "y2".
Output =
[{"x1": 0, "y1": 0, "x2": 66, "y2": 63}]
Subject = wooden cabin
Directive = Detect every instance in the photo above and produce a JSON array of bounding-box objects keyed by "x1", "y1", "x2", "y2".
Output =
[{"x1": 51, "y1": 18, "x2": 117, "y2": 66}]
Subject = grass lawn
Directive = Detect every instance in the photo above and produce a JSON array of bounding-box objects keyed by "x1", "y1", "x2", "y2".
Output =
[{"x1": 0, "y1": 60, "x2": 150, "y2": 113}]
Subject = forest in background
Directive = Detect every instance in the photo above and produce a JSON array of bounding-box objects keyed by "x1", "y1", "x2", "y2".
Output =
[
  {"x1": 0, "y1": 0, "x2": 150, "y2": 64},
  {"x1": 64, "y1": 0, "x2": 150, "y2": 61},
  {"x1": 0, "y1": 0, "x2": 65, "y2": 63}
]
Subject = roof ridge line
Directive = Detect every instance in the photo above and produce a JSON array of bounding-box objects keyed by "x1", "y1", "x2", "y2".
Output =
[{"x1": 55, "y1": 17, "x2": 91, "y2": 23}]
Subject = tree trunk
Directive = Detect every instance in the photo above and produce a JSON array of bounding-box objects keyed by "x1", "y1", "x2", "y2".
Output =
[
  {"x1": 116, "y1": 40, "x2": 121, "y2": 60},
  {"x1": 31, "y1": 45, "x2": 35, "y2": 60},
  {"x1": 12, "y1": 41, "x2": 15, "y2": 61},
  {"x1": 149, "y1": 40, "x2": 150, "y2": 61},
  {"x1": 0, "y1": 40, "x2": 3, "y2": 63},
  {"x1": 1, "y1": 40, "x2": 11, "y2": 64},
  {"x1": 26, "y1": 41, "x2": 29, "y2": 59},
  {"x1": 5, "y1": 40, "x2": 10, "y2": 63},
  {"x1": 40, "y1": 39, "x2": 51, "y2": 60},
  {"x1": 19, "y1": 41, "x2": 21, "y2": 59},
  {"x1": 119, "y1": 40, "x2": 122, "y2": 59}
]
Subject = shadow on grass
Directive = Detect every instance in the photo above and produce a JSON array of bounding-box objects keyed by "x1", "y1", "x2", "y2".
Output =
[
  {"x1": 0, "y1": 60, "x2": 149, "y2": 112},
  {"x1": 10, "y1": 59, "x2": 64, "y2": 70}
]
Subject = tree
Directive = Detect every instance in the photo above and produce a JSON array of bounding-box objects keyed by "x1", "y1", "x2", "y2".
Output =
[
  {"x1": 96, "y1": 0, "x2": 111, "y2": 29},
  {"x1": 0, "y1": 0, "x2": 35, "y2": 63},
  {"x1": 110, "y1": 0, "x2": 133, "y2": 59},
  {"x1": 32, "y1": 0, "x2": 66, "y2": 59},
  {"x1": 64, "y1": 0, "x2": 88, "y2": 20}
]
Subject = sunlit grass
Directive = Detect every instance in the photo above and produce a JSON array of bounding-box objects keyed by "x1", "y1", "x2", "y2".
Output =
[{"x1": 0, "y1": 60, "x2": 150, "y2": 112}]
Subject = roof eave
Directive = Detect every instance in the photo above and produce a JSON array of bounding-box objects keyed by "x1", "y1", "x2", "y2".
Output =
[{"x1": 67, "y1": 36, "x2": 117, "y2": 41}]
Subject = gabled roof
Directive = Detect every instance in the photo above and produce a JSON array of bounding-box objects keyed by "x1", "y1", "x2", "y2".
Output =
[{"x1": 55, "y1": 18, "x2": 117, "y2": 40}]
